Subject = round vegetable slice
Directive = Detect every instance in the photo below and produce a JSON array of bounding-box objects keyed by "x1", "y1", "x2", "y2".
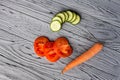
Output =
[
  {"x1": 44, "y1": 42, "x2": 54, "y2": 54},
  {"x1": 56, "y1": 13, "x2": 66, "y2": 23},
  {"x1": 50, "y1": 20, "x2": 62, "y2": 32},
  {"x1": 34, "y1": 36, "x2": 49, "y2": 57},
  {"x1": 72, "y1": 14, "x2": 81, "y2": 25},
  {"x1": 70, "y1": 12, "x2": 77, "y2": 23},
  {"x1": 44, "y1": 42, "x2": 60, "y2": 62},
  {"x1": 66, "y1": 11, "x2": 74, "y2": 22},
  {"x1": 54, "y1": 37, "x2": 69, "y2": 47},
  {"x1": 53, "y1": 37, "x2": 73, "y2": 58},
  {"x1": 63, "y1": 12, "x2": 69, "y2": 21},
  {"x1": 52, "y1": 16, "x2": 62, "y2": 23},
  {"x1": 45, "y1": 51, "x2": 60, "y2": 62},
  {"x1": 55, "y1": 45, "x2": 73, "y2": 58}
]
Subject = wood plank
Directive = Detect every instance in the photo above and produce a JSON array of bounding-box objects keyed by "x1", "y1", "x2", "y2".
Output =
[
  {"x1": 0, "y1": 0, "x2": 120, "y2": 79},
  {"x1": 52, "y1": 0, "x2": 120, "y2": 27},
  {"x1": 0, "y1": 29, "x2": 87, "y2": 80},
  {"x1": 0, "y1": 1, "x2": 94, "y2": 43},
  {"x1": 17, "y1": 0, "x2": 120, "y2": 52},
  {"x1": 1, "y1": 0, "x2": 120, "y2": 53},
  {"x1": 0, "y1": 28, "x2": 119, "y2": 79}
]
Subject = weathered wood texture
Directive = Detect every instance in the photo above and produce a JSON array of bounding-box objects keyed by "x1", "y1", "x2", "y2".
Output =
[{"x1": 0, "y1": 0, "x2": 120, "y2": 80}]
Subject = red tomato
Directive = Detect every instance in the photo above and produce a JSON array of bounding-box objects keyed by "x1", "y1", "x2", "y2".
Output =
[
  {"x1": 44, "y1": 42, "x2": 54, "y2": 54},
  {"x1": 44, "y1": 42, "x2": 60, "y2": 62},
  {"x1": 54, "y1": 37, "x2": 69, "y2": 47},
  {"x1": 34, "y1": 36, "x2": 49, "y2": 57},
  {"x1": 54, "y1": 37, "x2": 73, "y2": 58},
  {"x1": 54, "y1": 45, "x2": 73, "y2": 58},
  {"x1": 45, "y1": 51, "x2": 60, "y2": 62}
]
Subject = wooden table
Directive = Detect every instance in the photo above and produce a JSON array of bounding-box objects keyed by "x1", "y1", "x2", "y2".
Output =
[{"x1": 0, "y1": 0, "x2": 120, "y2": 80}]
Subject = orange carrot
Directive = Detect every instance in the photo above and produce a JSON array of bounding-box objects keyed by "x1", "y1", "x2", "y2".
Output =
[{"x1": 61, "y1": 42, "x2": 103, "y2": 74}]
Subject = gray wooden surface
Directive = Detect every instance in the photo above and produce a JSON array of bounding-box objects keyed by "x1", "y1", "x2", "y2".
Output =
[{"x1": 0, "y1": 0, "x2": 120, "y2": 80}]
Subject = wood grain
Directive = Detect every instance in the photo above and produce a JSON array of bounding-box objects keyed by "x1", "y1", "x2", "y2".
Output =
[{"x1": 0, "y1": 0, "x2": 120, "y2": 80}]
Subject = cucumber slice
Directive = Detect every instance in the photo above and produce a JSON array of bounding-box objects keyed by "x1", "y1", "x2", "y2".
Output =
[
  {"x1": 70, "y1": 12, "x2": 77, "y2": 23},
  {"x1": 63, "y1": 12, "x2": 69, "y2": 21},
  {"x1": 52, "y1": 16, "x2": 62, "y2": 23},
  {"x1": 66, "y1": 11, "x2": 74, "y2": 22},
  {"x1": 56, "y1": 13, "x2": 66, "y2": 23},
  {"x1": 72, "y1": 15, "x2": 80, "y2": 25},
  {"x1": 50, "y1": 20, "x2": 62, "y2": 32}
]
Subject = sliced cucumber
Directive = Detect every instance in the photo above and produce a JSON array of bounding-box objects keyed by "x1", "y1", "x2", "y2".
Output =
[
  {"x1": 63, "y1": 12, "x2": 69, "y2": 21},
  {"x1": 70, "y1": 12, "x2": 77, "y2": 23},
  {"x1": 50, "y1": 11, "x2": 81, "y2": 32},
  {"x1": 72, "y1": 14, "x2": 80, "y2": 25},
  {"x1": 52, "y1": 16, "x2": 62, "y2": 23},
  {"x1": 56, "y1": 13, "x2": 66, "y2": 23},
  {"x1": 50, "y1": 20, "x2": 62, "y2": 32},
  {"x1": 66, "y1": 11, "x2": 74, "y2": 22}
]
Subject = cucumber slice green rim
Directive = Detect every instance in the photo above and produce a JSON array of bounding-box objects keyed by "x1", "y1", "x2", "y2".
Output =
[
  {"x1": 50, "y1": 20, "x2": 62, "y2": 32},
  {"x1": 66, "y1": 11, "x2": 74, "y2": 22},
  {"x1": 52, "y1": 16, "x2": 62, "y2": 23},
  {"x1": 72, "y1": 14, "x2": 81, "y2": 25},
  {"x1": 70, "y1": 12, "x2": 77, "y2": 23},
  {"x1": 63, "y1": 12, "x2": 69, "y2": 21},
  {"x1": 56, "y1": 13, "x2": 66, "y2": 23}
]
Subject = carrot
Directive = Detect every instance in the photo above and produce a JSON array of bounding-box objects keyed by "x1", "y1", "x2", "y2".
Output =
[{"x1": 61, "y1": 42, "x2": 103, "y2": 74}]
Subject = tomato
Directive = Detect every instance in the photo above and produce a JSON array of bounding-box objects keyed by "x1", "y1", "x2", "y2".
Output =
[
  {"x1": 54, "y1": 37, "x2": 69, "y2": 47},
  {"x1": 44, "y1": 42, "x2": 60, "y2": 62},
  {"x1": 34, "y1": 36, "x2": 73, "y2": 62},
  {"x1": 45, "y1": 51, "x2": 60, "y2": 62},
  {"x1": 44, "y1": 42, "x2": 54, "y2": 55},
  {"x1": 54, "y1": 45, "x2": 73, "y2": 58},
  {"x1": 34, "y1": 36, "x2": 49, "y2": 57},
  {"x1": 54, "y1": 37, "x2": 73, "y2": 58}
]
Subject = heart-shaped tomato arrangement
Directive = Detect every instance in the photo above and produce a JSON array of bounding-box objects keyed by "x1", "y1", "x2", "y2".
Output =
[{"x1": 34, "y1": 36, "x2": 73, "y2": 62}]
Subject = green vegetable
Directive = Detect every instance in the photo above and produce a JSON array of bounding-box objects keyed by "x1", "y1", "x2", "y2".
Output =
[
  {"x1": 56, "y1": 13, "x2": 66, "y2": 23},
  {"x1": 52, "y1": 16, "x2": 63, "y2": 23},
  {"x1": 50, "y1": 20, "x2": 62, "y2": 32},
  {"x1": 66, "y1": 11, "x2": 73, "y2": 22},
  {"x1": 63, "y1": 12, "x2": 69, "y2": 21},
  {"x1": 72, "y1": 15, "x2": 80, "y2": 25},
  {"x1": 70, "y1": 12, "x2": 77, "y2": 23},
  {"x1": 50, "y1": 10, "x2": 81, "y2": 32}
]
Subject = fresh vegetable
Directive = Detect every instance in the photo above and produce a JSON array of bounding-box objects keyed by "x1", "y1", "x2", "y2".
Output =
[
  {"x1": 61, "y1": 42, "x2": 103, "y2": 74},
  {"x1": 66, "y1": 11, "x2": 74, "y2": 22},
  {"x1": 70, "y1": 12, "x2": 77, "y2": 23},
  {"x1": 44, "y1": 42, "x2": 60, "y2": 62},
  {"x1": 54, "y1": 37, "x2": 69, "y2": 46},
  {"x1": 50, "y1": 20, "x2": 62, "y2": 32},
  {"x1": 63, "y1": 12, "x2": 69, "y2": 21},
  {"x1": 56, "y1": 13, "x2": 66, "y2": 23},
  {"x1": 34, "y1": 36, "x2": 49, "y2": 57},
  {"x1": 50, "y1": 10, "x2": 81, "y2": 32},
  {"x1": 54, "y1": 45, "x2": 73, "y2": 58},
  {"x1": 53, "y1": 37, "x2": 73, "y2": 58},
  {"x1": 46, "y1": 51, "x2": 60, "y2": 62},
  {"x1": 52, "y1": 16, "x2": 63, "y2": 23},
  {"x1": 72, "y1": 14, "x2": 81, "y2": 25},
  {"x1": 34, "y1": 36, "x2": 73, "y2": 62},
  {"x1": 44, "y1": 42, "x2": 54, "y2": 54}
]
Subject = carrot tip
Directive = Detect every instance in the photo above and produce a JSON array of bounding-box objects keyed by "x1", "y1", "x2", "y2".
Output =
[
  {"x1": 61, "y1": 68, "x2": 67, "y2": 74},
  {"x1": 61, "y1": 72, "x2": 64, "y2": 75},
  {"x1": 61, "y1": 70, "x2": 64, "y2": 74}
]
